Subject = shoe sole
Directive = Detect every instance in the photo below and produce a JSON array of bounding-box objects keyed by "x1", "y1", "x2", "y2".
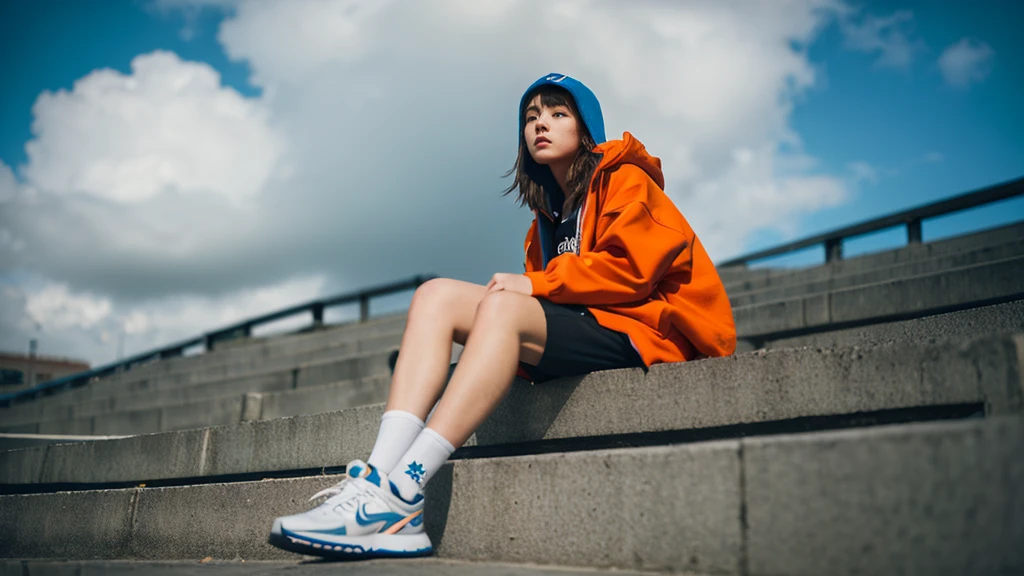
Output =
[{"x1": 268, "y1": 521, "x2": 433, "y2": 560}]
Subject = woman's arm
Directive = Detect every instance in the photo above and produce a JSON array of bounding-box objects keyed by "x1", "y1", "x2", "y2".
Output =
[{"x1": 526, "y1": 197, "x2": 691, "y2": 306}]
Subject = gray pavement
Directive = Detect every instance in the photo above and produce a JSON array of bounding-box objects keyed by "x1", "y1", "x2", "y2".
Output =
[{"x1": 1, "y1": 558, "x2": 666, "y2": 575}]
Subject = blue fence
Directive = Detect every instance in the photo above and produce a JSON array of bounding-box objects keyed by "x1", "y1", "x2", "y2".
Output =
[{"x1": 719, "y1": 175, "x2": 1024, "y2": 267}]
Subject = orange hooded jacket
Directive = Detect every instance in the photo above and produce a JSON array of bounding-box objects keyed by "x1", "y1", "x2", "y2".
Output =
[{"x1": 522, "y1": 132, "x2": 736, "y2": 367}]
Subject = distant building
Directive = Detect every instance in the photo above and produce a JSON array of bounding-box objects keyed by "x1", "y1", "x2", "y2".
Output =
[{"x1": 0, "y1": 351, "x2": 90, "y2": 392}]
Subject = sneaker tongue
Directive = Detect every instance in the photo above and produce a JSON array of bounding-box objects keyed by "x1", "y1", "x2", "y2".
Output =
[{"x1": 346, "y1": 459, "x2": 370, "y2": 479}]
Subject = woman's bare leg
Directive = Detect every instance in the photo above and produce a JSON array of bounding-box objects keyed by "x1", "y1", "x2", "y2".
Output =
[
  {"x1": 384, "y1": 278, "x2": 488, "y2": 420},
  {"x1": 425, "y1": 290, "x2": 547, "y2": 448}
]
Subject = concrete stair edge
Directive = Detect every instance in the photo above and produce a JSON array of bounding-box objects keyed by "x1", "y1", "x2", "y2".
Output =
[
  {"x1": 727, "y1": 237, "x2": 1024, "y2": 306},
  {"x1": 734, "y1": 254, "x2": 1024, "y2": 338},
  {"x1": 747, "y1": 299, "x2": 1024, "y2": 351},
  {"x1": 719, "y1": 219, "x2": 1024, "y2": 288},
  {"x1": 0, "y1": 344, "x2": 402, "y2": 426},
  {"x1": 3, "y1": 331, "x2": 1021, "y2": 486},
  {"x1": 0, "y1": 416, "x2": 1020, "y2": 576}
]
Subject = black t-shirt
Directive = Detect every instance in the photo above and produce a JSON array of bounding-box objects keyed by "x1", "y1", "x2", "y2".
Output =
[{"x1": 553, "y1": 206, "x2": 580, "y2": 257}]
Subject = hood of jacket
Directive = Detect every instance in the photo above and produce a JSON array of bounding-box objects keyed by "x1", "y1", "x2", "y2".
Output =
[{"x1": 592, "y1": 132, "x2": 665, "y2": 190}]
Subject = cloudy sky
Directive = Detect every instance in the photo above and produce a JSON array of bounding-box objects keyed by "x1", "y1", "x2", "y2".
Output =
[{"x1": 1, "y1": 0, "x2": 1022, "y2": 368}]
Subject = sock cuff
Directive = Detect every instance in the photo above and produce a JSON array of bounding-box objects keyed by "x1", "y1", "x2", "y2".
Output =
[
  {"x1": 381, "y1": 410, "x2": 425, "y2": 427},
  {"x1": 422, "y1": 427, "x2": 457, "y2": 454}
]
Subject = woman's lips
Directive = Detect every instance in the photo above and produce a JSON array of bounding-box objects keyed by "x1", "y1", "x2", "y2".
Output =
[{"x1": 534, "y1": 137, "x2": 551, "y2": 147}]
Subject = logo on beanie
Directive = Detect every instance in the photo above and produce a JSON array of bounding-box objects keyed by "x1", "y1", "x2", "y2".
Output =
[
  {"x1": 545, "y1": 74, "x2": 567, "y2": 83},
  {"x1": 405, "y1": 461, "x2": 426, "y2": 484}
]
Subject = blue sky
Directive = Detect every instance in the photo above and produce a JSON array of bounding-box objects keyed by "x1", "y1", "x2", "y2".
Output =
[
  {"x1": 3, "y1": 1, "x2": 1021, "y2": 264},
  {"x1": 0, "y1": 0, "x2": 257, "y2": 165},
  {"x1": 0, "y1": 0, "x2": 1022, "y2": 364},
  {"x1": 760, "y1": 0, "x2": 1024, "y2": 261}
]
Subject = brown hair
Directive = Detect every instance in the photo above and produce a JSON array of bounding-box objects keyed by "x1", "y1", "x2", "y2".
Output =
[{"x1": 503, "y1": 85, "x2": 602, "y2": 216}]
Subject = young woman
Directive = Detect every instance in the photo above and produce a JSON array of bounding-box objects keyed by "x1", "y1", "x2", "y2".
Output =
[{"x1": 268, "y1": 73, "x2": 736, "y2": 559}]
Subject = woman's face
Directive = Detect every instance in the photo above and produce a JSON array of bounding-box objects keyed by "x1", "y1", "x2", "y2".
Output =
[{"x1": 523, "y1": 94, "x2": 581, "y2": 166}]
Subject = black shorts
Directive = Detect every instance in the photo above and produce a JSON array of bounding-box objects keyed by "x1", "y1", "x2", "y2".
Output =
[{"x1": 519, "y1": 298, "x2": 647, "y2": 384}]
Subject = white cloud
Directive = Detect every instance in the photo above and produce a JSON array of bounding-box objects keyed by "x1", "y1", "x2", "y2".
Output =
[
  {"x1": 218, "y1": 0, "x2": 398, "y2": 86},
  {"x1": 938, "y1": 38, "x2": 994, "y2": 88},
  {"x1": 847, "y1": 161, "x2": 878, "y2": 185},
  {"x1": 0, "y1": 161, "x2": 17, "y2": 203},
  {"x1": 23, "y1": 51, "x2": 284, "y2": 204},
  {"x1": 839, "y1": 9, "x2": 924, "y2": 69},
  {"x1": 4, "y1": 0, "x2": 859, "y2": 365},
  {"x1": 209, "y1": 0, "x2": 848, "y2": 257},
  {"x1": 1, "y1": 275, "x2": 326, "y2": 366},
  {"x1": 25, "y1": 284, "x2": 113, "y2": 331},
  {"x1": 138, "y1": 274, "x2": 326, "y2": 336}
]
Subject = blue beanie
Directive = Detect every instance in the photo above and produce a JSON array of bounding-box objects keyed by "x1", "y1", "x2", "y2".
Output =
[{"x1": 518, "y1": 73, "x2": 606, "y2": 145}]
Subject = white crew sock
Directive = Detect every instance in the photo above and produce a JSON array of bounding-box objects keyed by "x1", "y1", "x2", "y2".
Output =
[
  {"x1": 366, "y1": 410, "x2": 425, "y2": 475},
  {"x1": 389, "y1": 427, "x2": 456, "y2": 503}
]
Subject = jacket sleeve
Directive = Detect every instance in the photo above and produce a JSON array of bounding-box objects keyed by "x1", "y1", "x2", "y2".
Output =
[{"x1": 525, "y1": 199, "x2": 691, "y2": 305}]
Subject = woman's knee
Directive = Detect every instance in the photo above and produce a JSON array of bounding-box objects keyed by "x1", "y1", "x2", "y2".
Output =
[
  {"x1": 409, "y1": 279, "x2": 488, "y2": 341},
  {"x1": 410, "y1": 278, "x2": 462, "y2": 315},
  {"x1": 473, "y1": 291, "x2": 525, "y2": 327}
]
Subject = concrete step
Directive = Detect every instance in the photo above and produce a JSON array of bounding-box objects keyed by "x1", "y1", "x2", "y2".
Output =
[
  {"x1": 2, "y1": 372, "x2": 395, "y2": 439},
  {"x1": 98, "y1": 315, "x2": 408, "y2": 385},
  {"x1": 3, "y1": 333, "x2": 1020, "y2": 487},
  {"x1": 248, "y1": 376, "x2": 391, "y2": 422},
  {"x1": 734, "y1": 255, "x2": 1024, "y2": 339},
  {"x1": 721, "y1": 220, "x2": 1024, "y2": 292},
  {"x1": 110, "y1": 332, "x2": 402, "y2": 393},
  {"x1": 1, "y1": 416, "x2": 1020, "y2": 575},
  {"x1": 43, "y1": 324, "x2": 407, "y2": 408},
  {"x1": 741, "y1": 299, "x2": 1024, "y2": 351},
  {"x1": 0, "y1": 433, "x2": 127, "y2": 451},
  {"x1": 0, "y1": 347, "x2": 399, "y2": 430},
  {"x1": 728, "y1": 238, "x2": 1024, "y2": 307},
  {"x1": 27, "y1": 374, "x2": 393, "y2": 437},
  {"x1": 0, "y1": 558, "x2": 666, "y2": 576},
  {"x1": 0, "y1": 316, "x2": 408, "y2": 414}
]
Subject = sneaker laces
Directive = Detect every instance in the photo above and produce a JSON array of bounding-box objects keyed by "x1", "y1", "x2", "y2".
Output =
[{"x1": 308, "y1": 478, "x2": 355, "y2": 502}]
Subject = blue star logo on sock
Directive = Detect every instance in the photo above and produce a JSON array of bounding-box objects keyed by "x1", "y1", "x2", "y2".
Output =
[{"x1": 405, "y1": 461, "x2": 426, "y2": 484}]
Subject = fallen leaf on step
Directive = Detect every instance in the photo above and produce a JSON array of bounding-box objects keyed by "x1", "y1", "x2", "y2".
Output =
[{"x1": 199, "y1": 556, "x2": 213, "y2": 564}]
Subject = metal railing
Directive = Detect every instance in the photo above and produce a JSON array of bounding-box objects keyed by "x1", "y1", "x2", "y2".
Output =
[
  {"x1": 719, "y1": 175, "x2": 1024, "y2": 268},
  {"x1": 0, "y1": 275, "x2": 434, "y2": 407}
]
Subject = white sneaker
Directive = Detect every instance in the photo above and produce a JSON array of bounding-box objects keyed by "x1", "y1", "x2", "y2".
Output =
[{"x1": 268, "y1": 459, "x2": 431, "y2": 558}]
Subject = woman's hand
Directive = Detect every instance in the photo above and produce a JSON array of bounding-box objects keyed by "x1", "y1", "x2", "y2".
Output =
[{"x1": 486, "y1": 273, "x2": 533, "y2": 295}]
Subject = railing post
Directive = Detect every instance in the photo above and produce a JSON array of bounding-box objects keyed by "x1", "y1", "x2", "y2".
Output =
[
  {"x1": 907, "y1": 219, "x2": 923, "y2": 244},
  {"x1": 311, "y1": 303, "x2": 325, "y2": 327},
  {"x1": 359, "y1": 295, "x2": 370, "y2": 322},
  {"x1": 824, "y1": 238, "x2": 843, "y2": 263}
]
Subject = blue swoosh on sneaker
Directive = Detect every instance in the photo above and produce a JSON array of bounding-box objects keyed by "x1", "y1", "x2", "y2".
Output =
[
  {"x1": 355, "y1": 503, "x2": 404, "y2": 530},
  {"x1": 303, "y1": 524, "x2": 348, "y2": 536}
]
